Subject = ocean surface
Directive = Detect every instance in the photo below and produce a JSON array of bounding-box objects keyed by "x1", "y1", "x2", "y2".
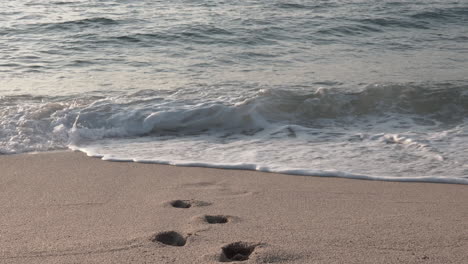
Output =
[{"x1": 1, "y1": 0, "x2": 468, "y2": 184}]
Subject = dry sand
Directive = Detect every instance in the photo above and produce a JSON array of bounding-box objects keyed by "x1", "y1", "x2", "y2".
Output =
[{"x1": 0, "y1": 151, "x2": 467, "y2": 264}]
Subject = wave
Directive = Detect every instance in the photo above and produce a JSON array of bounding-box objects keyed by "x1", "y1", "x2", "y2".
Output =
[
  {"x1": 316, "y1": 24, "x2": 382, "y2": 37},
  {"x1": 51, "y1": 1, "x2": 79, "y2": 5},
  {"x1": 274, "y1": 1, "x2": 338, "y2": 10},
  {"x1": 410, "y1": 7, "x2": 468, "y2": 22},
  {"x1": 1, "y1": 83, "x2": 467, "y2": 183},
  {"x1": 3, "y1": 17, "x2": 119, "y2": 35},
  {"x1": 1, "y1": 83, "x2": 466, "y2": 148},
  {"x1": 357, "y1": 17, "x2": 428, "y2": 30},
  {"x1": 44, "y1": 17, "x2": 118, "y2": 30},
  {"x1": 93, "y1": 26, "x2": 279, "y2": 47},
  {"x1": 253, "y1": 84, "x2": 468, "y2": 121},
  {"x1": 316, "y1": 5, "x2": 468, "y2": 38},
  {"x1": 57, "y1": 84, "x2": 466, "y2": 144}
]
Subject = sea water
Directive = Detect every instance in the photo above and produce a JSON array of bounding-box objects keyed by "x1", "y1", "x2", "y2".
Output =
[{"x1": 1, "y1": 0, "x2": 467, "y2": 183}]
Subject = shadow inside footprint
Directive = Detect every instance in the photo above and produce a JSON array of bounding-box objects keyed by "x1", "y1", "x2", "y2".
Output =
[
  {"x1": 167, "y1": 199, "x2": 211, "y2": 208},
  {"x1": 151, "y1": 231, "x2": 186, "y2": 247},
  {"x1": 220, "y1": 242, "x2": 257, "y2": 262},
  {"x1": 170, "y1": 200, "x2": 192, "y2": 208},
  {"x1": 205, "y1": 215, "x2": 228, "y2": 224}
]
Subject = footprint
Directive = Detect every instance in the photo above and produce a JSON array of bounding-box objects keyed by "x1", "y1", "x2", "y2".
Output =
[
  {"x1": 151, "y1": 231, "x2": 187, "y2": 247},
  {"x1": 219, "y1": 242, "x2": 258, "y2": 262},
  {"x1": 165, "y1": 199, "x2": 211, "y2": 208},
  {"x1": 191, "y1": 214, "x2": 239, "y2": 225},
  {"x1": 169, "y1": 200, "x2": 192, "y2": 208},
  {"x1": 204, "y1": 215, "x2": 229, "y2": 224}
]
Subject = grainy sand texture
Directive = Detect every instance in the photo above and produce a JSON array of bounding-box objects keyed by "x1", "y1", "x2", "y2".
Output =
[{"x1": 1, "y1": 152, "x2": 467, "y2": 263}]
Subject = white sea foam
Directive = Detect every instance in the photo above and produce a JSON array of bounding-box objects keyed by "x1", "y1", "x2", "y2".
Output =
[
  {"x1": 70, "y1": 144, "x2": 468, "y2": 185},
  {"x1": 1, "y1": 85, "x2": 467, "y2": 184}
]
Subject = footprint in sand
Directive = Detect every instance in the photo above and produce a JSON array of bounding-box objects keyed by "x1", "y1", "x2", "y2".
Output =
[
  {"x1": 204, "y1": 215, "x2": 229, "y2": 224},
  {"x1": 169, "y1": 200, "x2": 192, "y2": 208},
  {"x1": 191, "y1": 214, "x2": 240, "y2": 225},
  {"x1": 151, "y1": 231, "x2": 188, "y2": 247},
  {"x1": 160, "y1": 198, "x2": 257, "y2": 263},
  {"x1": 219, "y1": 241, "x2": 258, "y2": 262},
  {"x1": 165, "y1": 199, "x2": 211, "y2": 208}
]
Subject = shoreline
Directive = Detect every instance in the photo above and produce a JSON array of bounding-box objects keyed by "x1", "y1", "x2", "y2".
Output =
[
  {"x1": 62, "y1": 148, "x2": 468, "y2": 185},
  {"x1": 1, "y1": 151, "x2": 467, "y2": 263}
]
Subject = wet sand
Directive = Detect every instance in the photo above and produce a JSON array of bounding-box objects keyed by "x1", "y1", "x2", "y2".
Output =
[{"x1": 1, "y1": 151, "x2": 467, "y2": 263}]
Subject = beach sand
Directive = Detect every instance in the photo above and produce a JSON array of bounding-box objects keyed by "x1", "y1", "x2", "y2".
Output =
[{"x1": 0, "y1": 151, "x2": 467, "y2": 263}]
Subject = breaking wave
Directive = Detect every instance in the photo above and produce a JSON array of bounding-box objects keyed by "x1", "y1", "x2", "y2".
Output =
[{"x1": 1, "y1": 83, "x2": 467, "y2": 183}]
